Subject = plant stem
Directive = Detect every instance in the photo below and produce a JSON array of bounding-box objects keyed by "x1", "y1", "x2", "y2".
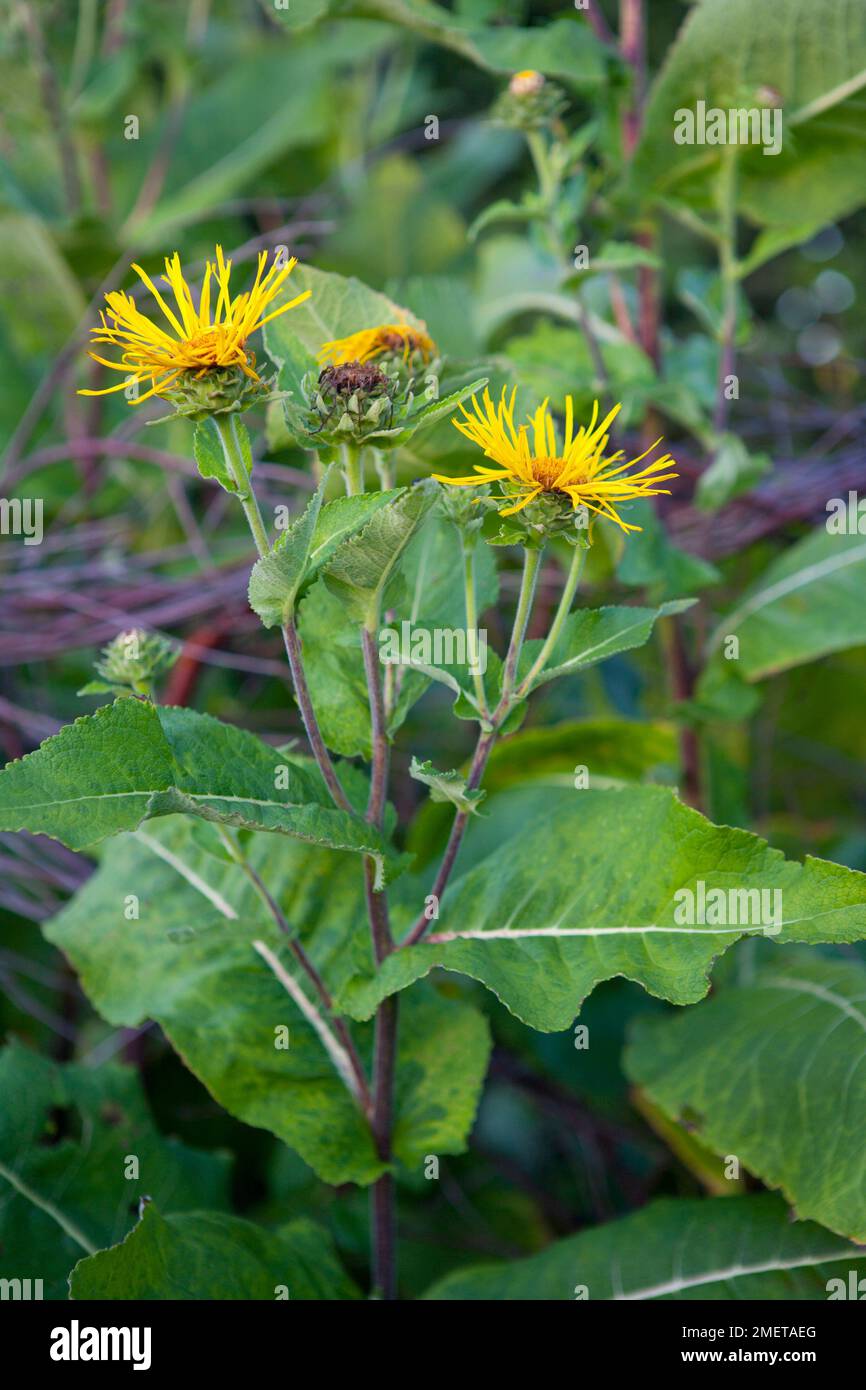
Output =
[
  {"x1": 282, "y1": 619, "x2": 353, "y2": 813},
  {"x1": 462, "y1": 536, "x2": 488, "y2": 716},
  {"x1": 342, "y1": 441, "x2": 365, "y2": 495},
  {"x1": 714, "y1": 144, "x2": 739, "y2": 434},
  {"x1": 369, "y1": 994, "x2": 398, "y2": 1299},
  {"x1": 214, "y1": 414, "x2": 352, "y2": 813},
  {"x1": 526, "y1": 129, "x2": 556, "y2": 208},
  {"x1": 362, "y1": 627, "x2": 390, "y2": 831},
  {"x1": 361, "y1": 606, "x2": 399, "y2": 1296},
  {"x1": 619, "y1": 0, "x2": 646, "y2": 158},
  {"x1": 515, "y1": 544, "x2": 585, "y2": 697},
  {"x1": 214, "y1": 413, "x2": 271, "y2": 558},
  {"x1": 500, "y1": 545, "x2": 542, "y2": 702},
  {"x1": 401, "y1": 545, "x2": 543, "y2": 949},
  {"x1": 400, "y1": 727, "x2": 496, "y2": 949}
]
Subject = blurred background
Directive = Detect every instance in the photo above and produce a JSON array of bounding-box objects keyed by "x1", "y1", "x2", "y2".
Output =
[{"x1": 2, "y1": 0, "x2": 865, "y2": 1296}]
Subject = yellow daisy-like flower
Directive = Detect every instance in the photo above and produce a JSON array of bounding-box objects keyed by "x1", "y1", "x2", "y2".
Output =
[
  {"x1": 80, "y1": 246, "x2": 310, "y2": 405},
  {"x1": 317, "y1": 322, "x2": 435, "y2": 367},
  {"x1": 435, "y1": 388, "x2": 678, "y2": 532}
]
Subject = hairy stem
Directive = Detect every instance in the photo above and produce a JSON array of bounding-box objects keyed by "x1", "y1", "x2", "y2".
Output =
[
  {"x1": 462, "y1": 536, "x2": 488, "y2": 716},
  {"x1": 515, "y1": 544, "x2": 586, "y2": 697},
  {"x1": 216, "y1": 412, "x2": 351, "y2": 812},
  {"x1": 362, "y1": 627, "x2": 390, "y2": 832},
  {"x1": 362, "y1": 597, "x2": 399, "y2": 1295},
  {"x1": 214, "y1": 413, "x2": 271, "y2": 558},
  {"x1": 342, "y1": 441, "x2": 365, "y2": 496},
  {"x1": 714, "y1": 145, "x2": 739, "y2": 435},
  {"x1": 282, "y1": 619, "x2": 353, "y2": 813},
  {"x1": 401, "y1": 545, "x2": 543, "y2": 949},
  {"x1": 369, "y1": 994, "x2": 398, "y2": 1299},
  {"x1": 500, "y1": 545, "x2": 542, "y2": 701}
]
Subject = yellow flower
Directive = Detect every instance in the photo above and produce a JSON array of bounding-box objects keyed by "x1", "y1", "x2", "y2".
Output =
[
  {"x1": 317, "y1": 322, "x2": 435, "y2": 367},
  {"x1": 435, "y1": 388, "x2": 677, "y2": 532},
  {"x1": 80, "y1": 246, "x2": 310, "y2": 405}
]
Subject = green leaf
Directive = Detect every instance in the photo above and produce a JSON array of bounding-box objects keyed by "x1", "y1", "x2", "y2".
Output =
[
  {"x1": 337, "y1": 784, "x2": 866, "y2": 1030},
  {"x1": 565, "y1": 239, "x2": 662, "y2": 283},
  {"x1": 384, "y1": 378, "x2": 489, "y2": 449},
  {"x1": 703, "y1": 527, "x2": 866, "y2": 683},
  {"x1": 264, "y1": 263, "x2": 426, "y2": 400},
  {"x1": 322, "y1": 480, "x2": 439, "y2": 627},
  {"x1": 299, "y1": 513, "x2": 498, "y2": 756},
  {"x1": 45, "y1": 818, "x2": 381, "y2": 1185},
  {"x1": 406, "y1": 718, "x2": 679, "y2": 866},
  {"x1": 44, "y1": 819, "x2": 489, "y2": 1185},
  {"x1": 192, "y1": 416, "x2": 251, "y2": 495},
  {"x1": 632, "y1": 0, "x2": 866, "y2": 233},
  {"x1": 467, "y1": 196, "x2": 542, "y2": 242},
  {"x1": 340, "y1": 4, "x2": 606, "y2": 86},
  {"x1": 264, "y1": 0, "x2": 332, "y2": 32},
  {"x1": 248, "y1": 473, "x2": 328, "y2": 627},
  {"x1": 0, "y1": 1042, "x2": 230, "y2": 1300},
  {"x1": 409, "y1": 757, "x2": 486, "y2": 815},
  {"x1": 518, "y1": 599, "x2": 695, "y2": 693},
  {"x1": 626, "y1": 954, "x2": 866, "y2": 1241},
  {"x1": 71, "y1": 1204, "x2": 360, "y2": 1300},
  {"x1": 392, "y1": 985, "x2": 491, "y2": 1167},
  {"x1": 424, "y1": 1193, "x2": 866, "y2": 1300},
  {"x1": 249, "y1": 473, "x2": 402, "y2": 630},
  {"x1": 0, "y1": 699, "x2": 395, "y2": 867},
  {"x1": 503, "y1": 320, "x2": 654, "y2": 421},
  {"x1": 695, "y1": 435, "x2": 772, "y2": 511}
]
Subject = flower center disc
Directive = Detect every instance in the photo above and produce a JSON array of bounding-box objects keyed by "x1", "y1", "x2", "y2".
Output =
[{"x1": 531, "y1": 456, "x2": 566, "y2": 489}]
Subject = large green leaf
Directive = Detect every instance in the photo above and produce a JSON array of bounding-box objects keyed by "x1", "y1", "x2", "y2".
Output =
[
  {"x1": 424, "y1": 1193, "x2": 866, "y2": 1300},
  {"x1": 632, "y1": 0, "x2": 866, "y2": 234},
  {"x1": 71, "y1": 1204, "x2": 359, "y2": 1300},
  {"x1": 267, "y1": 0, "x2": 606, "y2": 87},
  {"x1": 0, "y1": 1042, "x2": 230, "y2": 1300},
  {"x1": 44, "y1": 818, "x2": 490, "y2": 1186},
  {"x1": 406, "y1": 718, "x2": 679, "y2": 866},
  {"x1": 0, "y1": 699, "x2": 394, "y2": 867},
  {"x1": 263, "y1": 263, "x2": 426, "y2": 400},
  {"x1": 703, "y1": 528, "x2": 866, "y2": 684},
  {"x1": 626, "y1": 954, "x2": 866, "y2": 1242},
  {"x1": 346, "y1": 2, "x2": 607, "y2": 87},
  {"x1": 337, "y1": 784, "x2": 866, "y2": 1030}
]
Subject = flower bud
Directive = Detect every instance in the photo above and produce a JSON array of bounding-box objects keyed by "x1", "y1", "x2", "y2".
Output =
[{"x1": 93, "y1": 629, "x2": 179, "y2": 695}]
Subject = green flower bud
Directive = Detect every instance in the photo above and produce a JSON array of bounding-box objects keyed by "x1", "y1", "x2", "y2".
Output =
[
  {"x1": 303, "y1": 361, "x2": 403, "y2": 444},
  {"x1": 493, "y1": 70, "x2": 568, "y2": 131},
  {"x1": 88, "y1": 629, "x2": 179, "y2": 697}
]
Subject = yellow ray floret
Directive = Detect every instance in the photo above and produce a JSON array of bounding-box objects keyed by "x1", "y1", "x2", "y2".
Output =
[
  {"x1": 318, "y1": 322, "x2": 435, "y2": 367},
  {"x1": 435, "y1": 387, "x2": 678, "y2": 532},
  {"x1": 80, "y1": 246, "x2": 311, "y2": 405}
]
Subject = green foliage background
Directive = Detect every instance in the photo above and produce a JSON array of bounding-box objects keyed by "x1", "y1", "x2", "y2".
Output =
[{"x1": 2, "y1": 0, "x2": 866, "y2": 1301}]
